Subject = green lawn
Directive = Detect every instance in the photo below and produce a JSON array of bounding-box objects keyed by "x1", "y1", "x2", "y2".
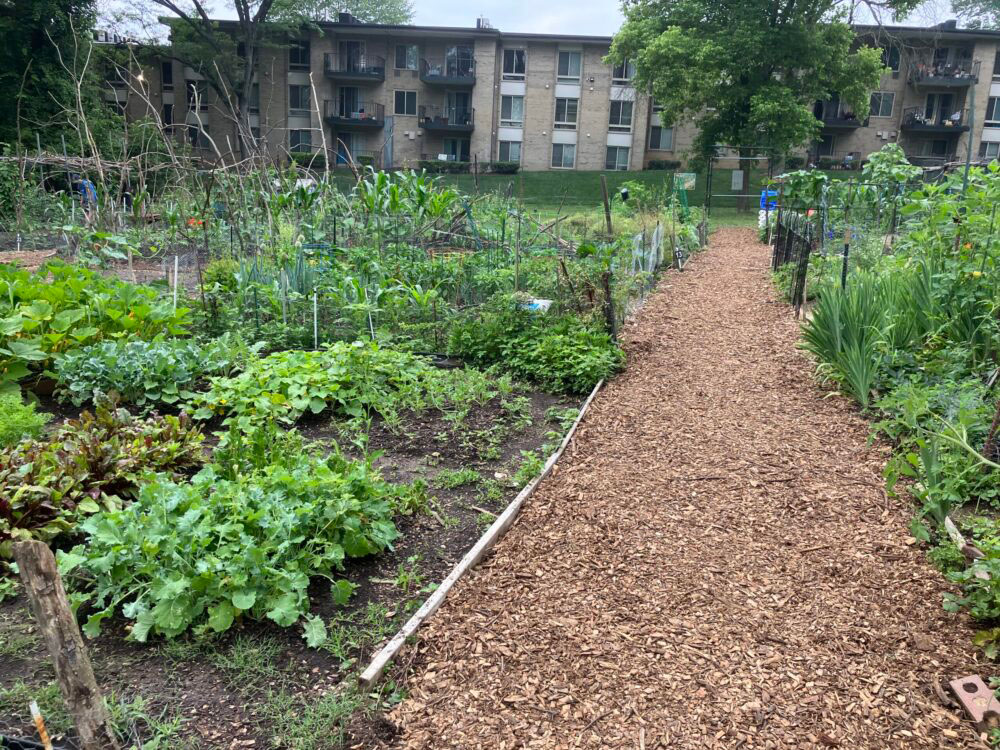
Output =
[{"x1": 330, "y1": 168, "x2": 768, "y2": 228}]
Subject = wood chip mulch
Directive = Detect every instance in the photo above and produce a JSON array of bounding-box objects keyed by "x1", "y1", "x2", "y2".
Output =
[{"x1": 385, "y1": 228, "x2": 987, "y2": 748}]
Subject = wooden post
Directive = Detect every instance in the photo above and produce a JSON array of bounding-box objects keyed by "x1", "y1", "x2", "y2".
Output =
[
  {"x1": 600, "y1": 175, "x2": 614, "y2": 237},
  {"x1": 473, "y1": 154, "x2": 480, "y2": 192},
  {"x1": 13, "y1": 541, "x2": 120, "y2": 750}
]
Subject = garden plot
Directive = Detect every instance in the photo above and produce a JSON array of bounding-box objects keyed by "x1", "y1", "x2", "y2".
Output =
[{"x1": 0, "y1": 167, "x2": 701, "y2": 748}]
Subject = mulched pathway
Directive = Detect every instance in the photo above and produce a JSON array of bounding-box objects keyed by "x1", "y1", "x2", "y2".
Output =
[{"x1": 385, "y1": 228, "x2": 987, "y2": 748}]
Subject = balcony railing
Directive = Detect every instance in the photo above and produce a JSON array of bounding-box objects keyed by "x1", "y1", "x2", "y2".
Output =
[
  {"x1": 323, "y1": 100, "x2": 385, "y2": 128},
  {"x1": 420, "y1": 57, "x2": 476, "y2": 86},
  {"x1": 808, "y1": 150, "x2": 862, "y2": 170},
  {"x1": 901, "y1": 106, "x2": 970, "y2": 133},
  {"x1": 909, "y1": 59, "x2": 980, "y2": 87},
  {"x1": 333, "y1": 149, "x2": 380, "y2": 168},
  {"x1": 419, "y1": 105, "x2": 474, "y2": 132},
  {"x1": 323, "y1": 53, "x2": 386, "y2": 82},
  {"x1": 903, "y1": 153, "x2": 953, "y2": 168}
]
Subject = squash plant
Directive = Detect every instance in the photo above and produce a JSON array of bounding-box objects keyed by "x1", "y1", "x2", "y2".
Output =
[{"x1": 0, "y1": 261, "x2": 192, "y2": 392}]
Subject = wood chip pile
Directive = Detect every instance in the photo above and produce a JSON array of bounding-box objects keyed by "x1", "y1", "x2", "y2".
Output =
[{"x1": 386, "y1": 228, "x2": 983, "y2": 748}]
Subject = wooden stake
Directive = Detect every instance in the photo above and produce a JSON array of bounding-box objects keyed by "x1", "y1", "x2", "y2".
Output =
[
  {"x1": 600, "y1": 174, "x2": 613, "y2": 236},
  {"x1": 13, "y1": 541, "x2": 120, "y2": 750}
]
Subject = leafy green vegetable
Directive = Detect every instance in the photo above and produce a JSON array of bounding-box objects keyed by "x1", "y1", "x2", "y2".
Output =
[
  {"x1": 55, "y1": 333, "x2": 261, "y2": 410},
  {"x1": 0, "y1": 402, "x2": 204, "y2": 557},
  {"x1": 61, "y1": 448, "x2": 399, "y2": 643},
  {"x1": 0, "y1": 391, "x2": 50, "y2": 446}
]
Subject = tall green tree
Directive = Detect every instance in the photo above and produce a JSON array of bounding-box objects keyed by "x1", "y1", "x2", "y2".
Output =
[
  {"x1": 0, "y1": 0, "x2": 100, "y2": 147},
  {"x1": 609, "y1": 0, "x2": 922, "y2": 160},
  {"x1": 952, "y1": 0, "x2": 1000, "y2": 28},
  {"x1": 273, "y1": 0, "x2": 415, "y2": 24}
]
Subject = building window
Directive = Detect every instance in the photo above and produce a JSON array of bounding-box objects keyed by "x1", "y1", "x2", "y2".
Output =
[
  {"x1": 500, "y1": 95, "x2": 524, "y2": 126},
  {"x1": 605, "y1": 145, "x2": 630, "y2": 170},
  {"x1": 503, "y1": 49, "x2": 526, "y2": 80},
  {"x1": 986, "y1": 97, "x2": 1000, "y2": 126},
  {"x1": 612, "y1": 59, "x2": 635, "y2": 82},
  {"x1": 499, "y1": 140, "x2": 521, "y2": 163},
  {"x1": 869, "y1": 91, "x2": 894, "y2": 118},
  {"x1": 395, "y1": 44, "x2": 417, "y2": 70},
  {"x1": 554, "y1": 98, "x2": 578, "y2": 129},
  {"x1": 186, "y1": 79, "x2": 208, "y2": 111},
  {"x1": 289, "y1": 129, "x2": 311, "y2": 152},
  {"x1": 881, "y1": 45, "x2": 900, "y2": 72},
  {"x1": 248, "y1": 83, "x2": 259, "y2": 113},
  {"x1": 288, "y1": 84, "x2": 311, "y2": 116},
  {"x1": 557, "y1": 51, "x2": 581, "y2": 82},
  {"x1": 444, "y1": 137, "x2": 470, "y2": 161},
  {"x1": 551, "y1": 143, "x2": 575, "y2": 168},
  {"x1": 994, "y1": 51, "x2": 1000, "y2": 80},
  {"x1": 289, "y1": 40, "x2": 310, "y2": 70},
  {"x1": 187, "y1": 124, "x2": 210, "y2": 148},
  {"x1": 394, "y1": 90, "x2": 417, "y2": 115},
  {"x1": 162, "y1": 103, "x2": 173, "y2": 131},
  {"x1": 609, "y1": 100, "x2": 633, "y2": 131},
  {"x1": 649, "y1": 125, "x2": 673, "y2": 150},
  {"x1": 161, "y1": 60, "x2": 173, "y2": 90},
  {"x1": 981, "y1": 141, "x2": 1000, "y2": 160}
]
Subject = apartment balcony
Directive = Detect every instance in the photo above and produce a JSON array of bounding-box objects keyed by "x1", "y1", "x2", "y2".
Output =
[
  {"x1": 323, "y1": 100, "x2": 385, "y2": 129},
  {"x1": 820, "y1": 113, "x2": 862, "y2": 130},
  {"x1": 419, "y1": 105, "x2": 474, "y2": 133},
  {"x1": 808, "y1": 150, "x2": 862, "y2": 170},
  {"x1": 420, "y1": 57, "x2": 476, "y2": 87},
  {"x1": 904, "y1": 153, "x2": 953, "y2": 168},
  {"x1": 901, "y1": 106, "x2": 970, "y2": 135},
  {"x1": 909, "y1": 59, "x2": 980, "y2": 88},
  {"x1": 323, "y1": 54, "x2": 385, "y2": 83}
]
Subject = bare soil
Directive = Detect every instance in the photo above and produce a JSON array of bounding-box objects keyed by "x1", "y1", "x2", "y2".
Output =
[
  {"x1": 386, "y1": 228, "x2": 985, "y2": 748},
  {"x1": 0, "y1": 388, "x2": 574, "y2": 749}
]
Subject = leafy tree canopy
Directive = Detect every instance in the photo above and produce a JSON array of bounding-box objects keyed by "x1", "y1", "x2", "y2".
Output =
[
  {"x1": 273, "y1": 0, "x2": 414, "y2": 24},
  {"x1": 609, "y1": 0, "x2": 922, "y2": 158},
  {"x1": 952, "y1": 0, "x2": 1000, "y2": 28}
]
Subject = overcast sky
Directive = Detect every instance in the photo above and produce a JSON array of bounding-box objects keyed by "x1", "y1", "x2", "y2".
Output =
[{"x1": 102, "y1": 0, "x2": 957, "y2": 38}]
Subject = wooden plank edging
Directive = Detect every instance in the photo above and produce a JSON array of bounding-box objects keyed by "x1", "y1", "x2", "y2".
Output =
[{"x1": 358, "y1": 378, "x2": 605, "y2": 686}]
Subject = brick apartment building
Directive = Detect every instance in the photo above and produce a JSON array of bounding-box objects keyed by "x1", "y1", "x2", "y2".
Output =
[{"x1": 102, "y1": 17, "x2": 1000, "y2": 171}]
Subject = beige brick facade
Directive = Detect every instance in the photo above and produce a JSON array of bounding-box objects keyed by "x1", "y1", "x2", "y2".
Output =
[{"x1": 110, "y1": 19, "x2": 1000, "y2": 171}]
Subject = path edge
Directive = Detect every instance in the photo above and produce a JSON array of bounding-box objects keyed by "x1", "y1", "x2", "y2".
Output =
[{"x1": 358, "y1": 377, "x2": 605, "y2": 687}]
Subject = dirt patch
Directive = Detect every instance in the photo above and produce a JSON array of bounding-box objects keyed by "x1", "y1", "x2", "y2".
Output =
[{"x1": 0, "y1": 385, "x2": 577, "y2": 748}]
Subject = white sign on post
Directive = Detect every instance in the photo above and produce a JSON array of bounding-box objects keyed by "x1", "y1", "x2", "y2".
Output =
[{"x1": 731, "y1": 169, "x2": 745, "y2": 192}]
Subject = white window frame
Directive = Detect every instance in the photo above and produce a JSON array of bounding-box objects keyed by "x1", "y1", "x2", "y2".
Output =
[
  {"x1": 394, "y1": 89, "x2": 417, "y2": 116},
  {"x1": 289, "y1": 129, "x2": 312, "y2": 153},
  {"x1": 612, "y1": 58, "x2": 635, "y2": 83},
  {"x1": 986, "y1": 97, "x2": 1000, "y2": 126},
  {"x1": 609, "y1": 100, "x2": 633, "y2": 132},
  {"x1": 551, "y1": 142, "x2": 575, "y2": 169},
  {"x1": 649, "y1": 125, "x2": 673, "y2": 151},
  {"x1": 869, "y1": 91, "x2": 894, "y2": 118},
  {"x1": 605, "y1": 145, "x2": 630, "y2": 170},
  {"x1": 557, "y1": 50, "x2": 582, "y2": 82},
  {"x1": 395, "y1": 44, "x2": 418, "y2": 71},
  {"x1": 502, "y1": 48, "x2": 526, "y2": 80},
  {"x1": 500, "y1": 94, "x2": 524, "y2": 127},
  {"x1": 289, "y1": 39, "x2": 310, "y2": 71},
  {"x1": 499, "y1": 140, "x2": 521, "y2": 163},
  {"x1": 554, "y1": 97, "x2": 578, "y2": 130},
  {"x1": 288, "y1": 84, "x2": 311, "y2": 116},
  {"x1": 981, "y1": 141, "x2": 1000, "y2": 160}
]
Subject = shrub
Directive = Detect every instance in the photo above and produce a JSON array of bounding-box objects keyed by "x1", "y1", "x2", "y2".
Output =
[
  {"x1": 0, "y1": 392, "x2": 49, "y2": 446},
  {"x1": 289, "y1": 151, "x2": 327, "y2": 170},
  {"x1": 417, "y1": 160, "x2": 470, "y2": 174},
  {"x1": 784, "y1": 156, "x2": 805, "y2": 170},
  {"x1": 61, "y1": 448, "x2": 400, "y2": 643},
  {"x1": 55, "y1": 334, "x2": 259, "y2": 410},
  {"x1": 0, "y1": 403, "x2": 204, "y2": 556},
  {"x1": 487, "y1": 161, "x2": 520, "y2": 175},
  {"x1": 646, "y1": 159, "x2": 682, "y2": 170}
]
